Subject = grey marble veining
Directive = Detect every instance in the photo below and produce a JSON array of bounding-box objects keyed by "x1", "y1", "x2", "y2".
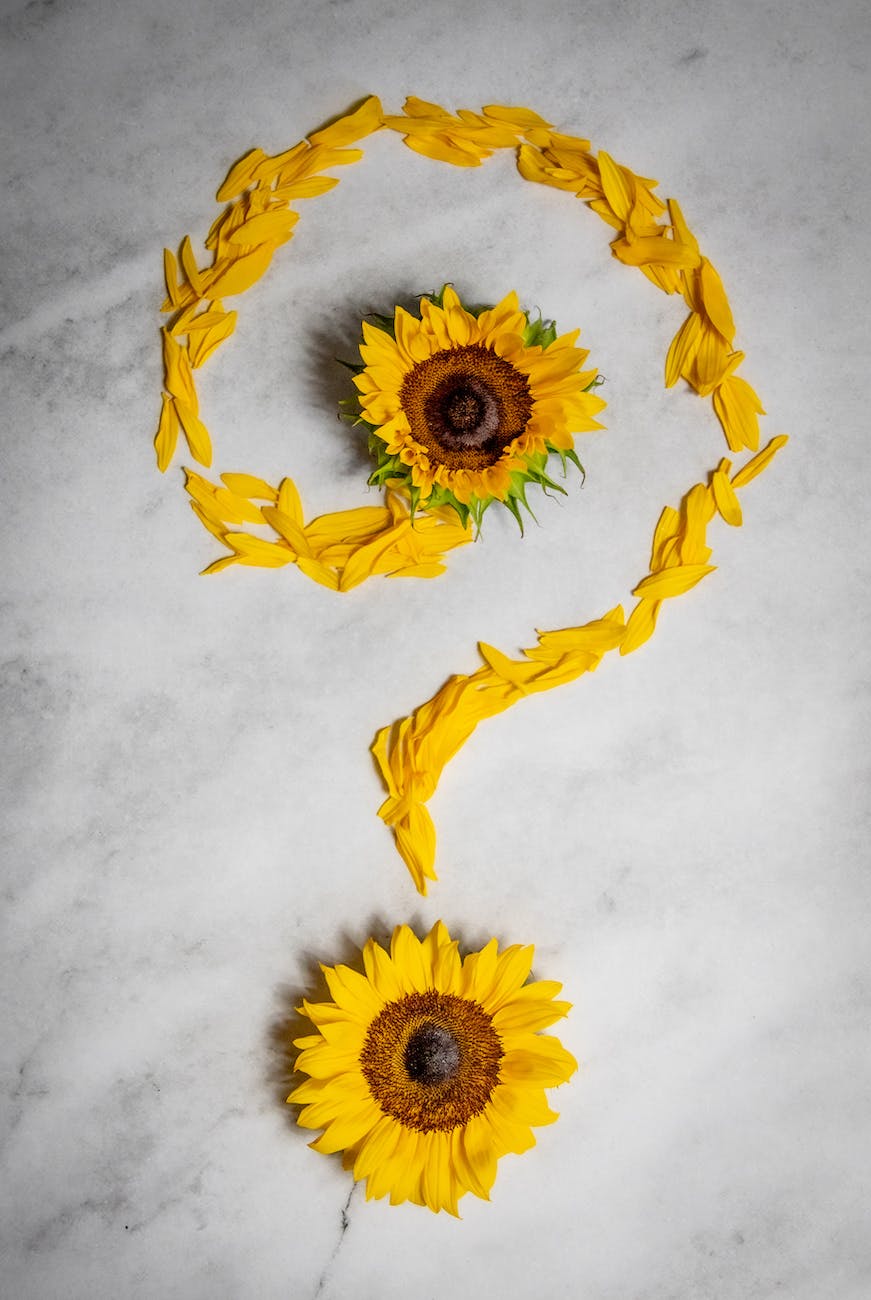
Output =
[{"x1": 2, "y1": 0, "x2": 870, "y2": 1296}]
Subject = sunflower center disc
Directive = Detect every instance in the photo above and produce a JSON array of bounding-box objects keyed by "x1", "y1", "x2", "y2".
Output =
[
  {"x1": 427, "y1": 374, "x2": 502, "y2": 453},
  {"x1": 404, "y1": 1021, "x2": 462, "y2": 1085},
  {"x1": 445, "y1": 387, "x2": 483, "y2": 432}
]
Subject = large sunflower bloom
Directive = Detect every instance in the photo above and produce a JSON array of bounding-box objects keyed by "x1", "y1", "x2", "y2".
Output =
[
  {"x1": 352, "y1": 286, "x2": 606, "y2": 529},
  {"x1": 289, "y1": 921, "x2": 578, "y2": 1215}
]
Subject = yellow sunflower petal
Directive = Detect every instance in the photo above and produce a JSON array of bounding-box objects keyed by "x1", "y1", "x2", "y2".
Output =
[
  {"x1": 489, "y1": 1082, "x2": 559, "y2": 1126},
  {"x1": 620, "y1": 597, "x2": 661, "y2": 656},
  {"x1": 711, "y1": 467, "x2": 743, "y2": 526},
  {"x1": 390, "y1": 924, "x2": 432, "y2": 991},
  {"x1": 174, "y1": 400, "x2": 212, "y2": 466},
  {"x1": 403, "y1": 133, "x2": 484, "y2": 167},
  {"x1": 215, "y1": 147, "x2": 266, "y2": 201},
  {"x1": 499, "y1": 1036, "x2": 579, "y2": 1087},
  {"x1": 492, "y1": 994, "x2": 572, "y2": 1033},
  {"x1": 421, "y1": 1130, "x2": 460, "y2": 1215},
  {"x1": 352, "y1": 1114, "x2": 404, "y2": 1182},
  {"x1": 480, "y1": 1104, "x2": 537, "y2": 1157},
  {"x1": 699, "y1": 258, "x2": 736, "y2": 342},
  {"x1": 321, "y1": 963, "x2": 385, "y2": 1021},
  {"x1": 730, "y1": 434, "x2": 789, "y2": 487},
  {"x1": 713, "y1": 374, "x2": 765, "y2": 452},
  {"x1": 154, "y1": 393, "x2": 180, "y2": 472},
  {"x1": 228, "y1": 209, "x2": 299, "y2": 247},
  {"x1": 453, "y1": 1123, "x2": 497, "y2": 1201},
  {"x1": 665, "y1": 311, "x2": 703, "y2": 387},
  {"x1": 631, "y1": 563, "x2": 716, "y2": 600},
  {"x1": 362, "y1": 938, "x2": 404, "y2": 1002},
  {"x1": 309, "y1": 94, "x2": 383, "y2": 148},
  {"x1": 386, "y1": 1129, "x2": 426, "y2": 1206},
  {"x1": 207, "y1": 244, "x2": 276, "y2": 298},
  {"x1": 478, "y1": 944, "x2": 535, "y2": 1013}
]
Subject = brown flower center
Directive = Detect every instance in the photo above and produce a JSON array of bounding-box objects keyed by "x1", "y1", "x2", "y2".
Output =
[
  {"x1": 399, "y1": 344, "x2": 533, "y2": 471},
  {"x1": 360, "y1": 990, "x2": 503, "y2": 1132}
]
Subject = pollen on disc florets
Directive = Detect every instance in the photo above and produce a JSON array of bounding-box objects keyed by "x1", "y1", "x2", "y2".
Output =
[{"x1": 404, "y1": 1022, "x2": 461, "y2": 1084}]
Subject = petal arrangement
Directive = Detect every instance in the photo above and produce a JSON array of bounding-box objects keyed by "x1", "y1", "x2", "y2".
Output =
[
  {"x1": 154, "y1": 94, "x2": 787, "y2": 888},
  {"x1": 289, "y1": 922, "x2": 577, "y2": 1215}
]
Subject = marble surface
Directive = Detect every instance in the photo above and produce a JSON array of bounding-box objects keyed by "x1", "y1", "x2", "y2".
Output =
[{"x1": 2, "y1": 0, "x2": 870, "y2": 1295}]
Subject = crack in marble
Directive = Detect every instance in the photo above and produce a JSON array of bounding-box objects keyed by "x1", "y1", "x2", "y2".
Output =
[{"x1": 312, "y1": 1183, "x2": 355, "y2": 1299}]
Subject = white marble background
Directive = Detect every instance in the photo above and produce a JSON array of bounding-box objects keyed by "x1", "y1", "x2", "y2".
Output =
[{"x1": 2, "y1": 0, "x2": 869, "y2": 1295}]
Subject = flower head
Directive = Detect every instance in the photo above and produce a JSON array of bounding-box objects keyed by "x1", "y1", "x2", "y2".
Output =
[
  {"x1": 349, "y1": 286, "x2": 606, "y2": 530},
  {"x1": 289, "y1": 920, "x2": 577, "y2": 1214}
]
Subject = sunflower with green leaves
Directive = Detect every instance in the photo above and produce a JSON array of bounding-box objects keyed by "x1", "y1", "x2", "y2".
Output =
[
  {"x1": 289, "y1": 920, "x2": 577, "y2": 1215},
  {"x1": 346, "y1": 286, "x2": 606, "y2": 531}
]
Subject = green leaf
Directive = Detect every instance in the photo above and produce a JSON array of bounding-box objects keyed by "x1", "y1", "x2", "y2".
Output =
[{"x1": 364, "y1": 312, "x2": 396, "y2": 337}]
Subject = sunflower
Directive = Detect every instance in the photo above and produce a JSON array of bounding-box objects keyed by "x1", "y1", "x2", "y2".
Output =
[
  {"x1": 349, "y1": 286, "x2": 607, "y2": 529},
  {"x1": 288, "y1": 920, "x2": 577, "y2": 1215}
]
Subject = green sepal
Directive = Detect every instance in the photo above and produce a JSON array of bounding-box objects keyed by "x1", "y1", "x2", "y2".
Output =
[
  {"x1": 522, "y1": 315, "x2": 558, "y2": 350},
  {"x1": 364, "y1": 312, "x2": 396, "y2": 337},
  {"x1": 548, "y1": 442, "x2": 586, "y2": 483}
]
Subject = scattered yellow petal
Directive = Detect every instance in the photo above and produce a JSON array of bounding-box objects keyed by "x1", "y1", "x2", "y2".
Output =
[
  {"x1": 679, "y1": 482, "x2": 715, "y2": 564},
  {"x1": 216, "y1": 148, "x2": 267, "y2": 201},
  {"x1": 632, "y1": 563, "x2": 716, "y2": 600},
  {"x1": 163, "y1": 247, "x2": 181, "y2": 307},
  {"x1": 481, "y1": 104, "x2": 552, "y2": 130},
  {"x1": 154, "y1": 393, "x2": 179, "y2": 472},
  {"x1": 224, "y1": 533, "x2": 294, "y2": 566},
  {"x1": 665, "y1": 311, "x2": 703, "y2": 387},
  {"x1": 251, "y1": 141, "x2": 308, "y2": 186},
  {"x1": 260, "y1": 506, "x2": 311, "y2": 556},
  {"x1": 699, "y1": 259, "x2": 735, "y2": 343},
  {"x1": 713, "y1": 375, "x2": 765, "y2": 452},
  {"x1": 179, "y1": 236, "x2": 204, "y2": 295},
  {"x1": 220, "y1": 472, "x2": 277, "y2": 501},
  {"x1": 598, "y1": 150, "x2": 634, "y2": 223},
  {"x1": 711, "y1": 469, "x2": 743, "y2": 526},
  {"x1": 207, "y1": 244, "x2": 276, "y2": 298},
  {"x1": 174, "y1": 400, "x2": 212, "y2": 466},
  {"x1": 477, "y1": 644, "x2": 543, "y2": 692},
  {"x1": 309, "y1": 95, "x2": 383, "y2": 148},
  {"x1": 730, "y1": 435, "x2": 789, "y2": 488},
  {"x1": 213, "y1": 487, "x2": 264, "y2": 525},
  {"x1": 189, "y1": 500, "x2": 228, "y2": 543},
  {"x1": 274, "y1": 175, "x2": 340, "y2": 200},
  {"x1": 620, "y1": 598, "x2": 661, "y2": 655},
  {"x1": 277, "y1": 477, "x2": 305, "y2": 525},
  {"x1": 297, "y1": 557, "x2": 341, "y2": 590},
  {"x1": 188, "y1": 311, "x2": 237, "y2": 368},
  {"x1": 227, "y1": 209, "x2": 299, "y2": 247},
  {"x1": 651, "y1": 505, "x2": 681, "y2": 569},
  {"x1": 161, "y1": 328, "x2": 197, "y2": 408},
  {"x1": 403, "y1": 134, "x2": 484, "y2": 167},
  {"x1": 612, "y1": 235, "x2": 701, "y2": 269},
  {"x1": 402, "y1": 96, "x2": 448, "y2": 118},
  {"x1": 339, "y1": 524, "x2": 411, "y2": 591},
  {"x1": 201, "y1": 556, "x2": 239, "y2": 575}
]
